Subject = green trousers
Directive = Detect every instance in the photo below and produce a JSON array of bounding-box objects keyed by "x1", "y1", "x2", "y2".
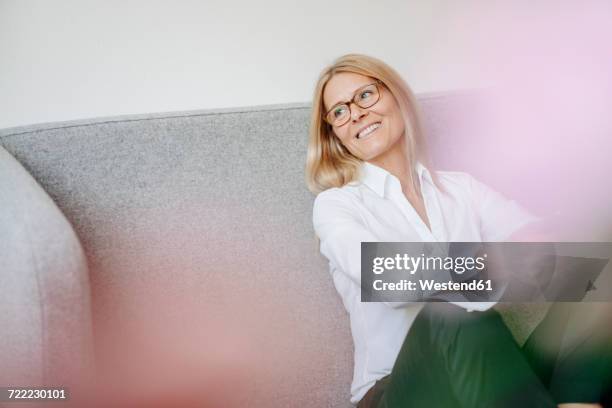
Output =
[{"x1": 358, "y1": 303, "x2": 612, "y2": 408}]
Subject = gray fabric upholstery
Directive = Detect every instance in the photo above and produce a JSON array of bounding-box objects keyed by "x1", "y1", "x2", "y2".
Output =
[
  {"x1": 0, "y1": 146, "x2": 94, "y2": 394},
  {"x1": 0, "y1": 97, "x2": 544, "y2": 406}
]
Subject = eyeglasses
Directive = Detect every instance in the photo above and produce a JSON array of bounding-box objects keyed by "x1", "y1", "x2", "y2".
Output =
[{"x1": 324, "y1": 82, "x2": 382, "y2": 127}]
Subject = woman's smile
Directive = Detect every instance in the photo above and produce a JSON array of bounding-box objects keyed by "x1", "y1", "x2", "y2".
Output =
[{"x1": 356, "y1": 122, "x2": 381, "y2": 140}]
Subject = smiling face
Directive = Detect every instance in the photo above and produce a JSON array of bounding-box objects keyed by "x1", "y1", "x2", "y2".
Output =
[{"x1": 323, "y1": 72, "x2": 406, "y2": 163}]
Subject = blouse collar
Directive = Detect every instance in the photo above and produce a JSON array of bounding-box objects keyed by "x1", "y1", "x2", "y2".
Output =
[{"x1": 360, "y1": 160, "x2": 432, "y2": 198}]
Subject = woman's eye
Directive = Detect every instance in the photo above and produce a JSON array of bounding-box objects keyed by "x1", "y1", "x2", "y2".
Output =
[
  {"x1": 360, "y1": 90, "x2": 373, "y2": 99},
  {"x1": 334, "y1": 106, "x2": 347, "y2": 118}
]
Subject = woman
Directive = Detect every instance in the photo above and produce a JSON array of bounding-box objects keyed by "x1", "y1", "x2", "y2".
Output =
[{"x1": 306, "y1": 54, "x2": 610, "y2": 407}]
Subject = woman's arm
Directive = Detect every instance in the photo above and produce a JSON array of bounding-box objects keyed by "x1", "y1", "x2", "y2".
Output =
[
  {"x1": 313, "y1": 189, "x2": 376, "y2": 288},
  {"x1": 468, "y1": 174, "x2": 540, "y2": 242},
  {"x1": 313, "y1": 189, "x2": 413, "y2": 309}
]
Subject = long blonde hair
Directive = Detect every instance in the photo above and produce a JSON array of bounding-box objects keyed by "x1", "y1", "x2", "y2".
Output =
[{"x1": 305, "y1": 54, "x2": 438, "y2": 194}]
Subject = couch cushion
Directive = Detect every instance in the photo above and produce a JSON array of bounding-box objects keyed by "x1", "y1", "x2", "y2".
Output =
[{"x1": 0, "y1": 146, "x2": 93, "y2": 396}]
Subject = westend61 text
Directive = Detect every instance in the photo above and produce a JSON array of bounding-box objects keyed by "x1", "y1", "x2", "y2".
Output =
[{"x1": 373, "y1": 279, "x2": 493, "y2": 292}]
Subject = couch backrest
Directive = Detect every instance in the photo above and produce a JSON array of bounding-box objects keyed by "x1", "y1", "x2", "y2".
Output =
[{"x1": 1, "y1": 95, "x2": 515, "y2": 406}]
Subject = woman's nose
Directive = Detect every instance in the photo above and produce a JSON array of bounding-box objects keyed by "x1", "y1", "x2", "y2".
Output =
[{"x1": 350, "y1": 102, "x2": 367, "y2": 121}]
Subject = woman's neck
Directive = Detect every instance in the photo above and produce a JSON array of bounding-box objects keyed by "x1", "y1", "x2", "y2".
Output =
[
  {"x1": 368, "y1": 142, "x2": 418, "y2": 198},
  {"x1": 367, "y1": 142, "x2": 430, "y2": 231}
]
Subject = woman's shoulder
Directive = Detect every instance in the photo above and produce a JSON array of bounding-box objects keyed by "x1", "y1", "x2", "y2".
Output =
[
  {"x1": 314, "y1": 186, "x2": 356, "y2": 209},
  {"x1": 314, "y1": 179, "x2": 364, "y2": 202},
  {"x1": 312, "y1": 185, "x2": 364, "y2": 222}
]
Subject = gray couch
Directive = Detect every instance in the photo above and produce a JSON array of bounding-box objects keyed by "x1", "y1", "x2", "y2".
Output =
[{"x1": 0, "y1": 96, "x2": 544, "y2": 407}]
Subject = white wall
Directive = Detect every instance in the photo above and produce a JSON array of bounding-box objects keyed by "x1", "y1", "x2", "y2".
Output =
[
  {"x1": 0, "y1": 0, "x2": 490, "y2": 129},
  {"x1": 3, "y1": 1, "x2": 610, "y2": 130}
]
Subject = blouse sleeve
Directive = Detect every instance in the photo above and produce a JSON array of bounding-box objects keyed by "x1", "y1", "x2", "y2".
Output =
[
  {"x1": 312, "y1": 189, "x2": 411, "y2": 309},
  {"x1": 468, "y1": 174, "x2": 539, "y2": 241}
]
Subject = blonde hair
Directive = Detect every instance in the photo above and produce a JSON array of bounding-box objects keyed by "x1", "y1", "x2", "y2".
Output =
[{"x1": 305, "y1": 54, "x2": 438, "y2": 194}]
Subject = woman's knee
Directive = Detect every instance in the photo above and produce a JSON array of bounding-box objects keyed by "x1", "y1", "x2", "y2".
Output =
[
  {"x1": 420, "y1": 302, "x2": 501, "y2": 329},
  {"x1": 419, "y1": 302, "x2": 511, "y2": 349}
]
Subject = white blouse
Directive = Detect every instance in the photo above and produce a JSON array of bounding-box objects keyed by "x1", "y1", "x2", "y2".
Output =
[{"x1": 312, "y1": 161, "x2": 537, "y2": 405}]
